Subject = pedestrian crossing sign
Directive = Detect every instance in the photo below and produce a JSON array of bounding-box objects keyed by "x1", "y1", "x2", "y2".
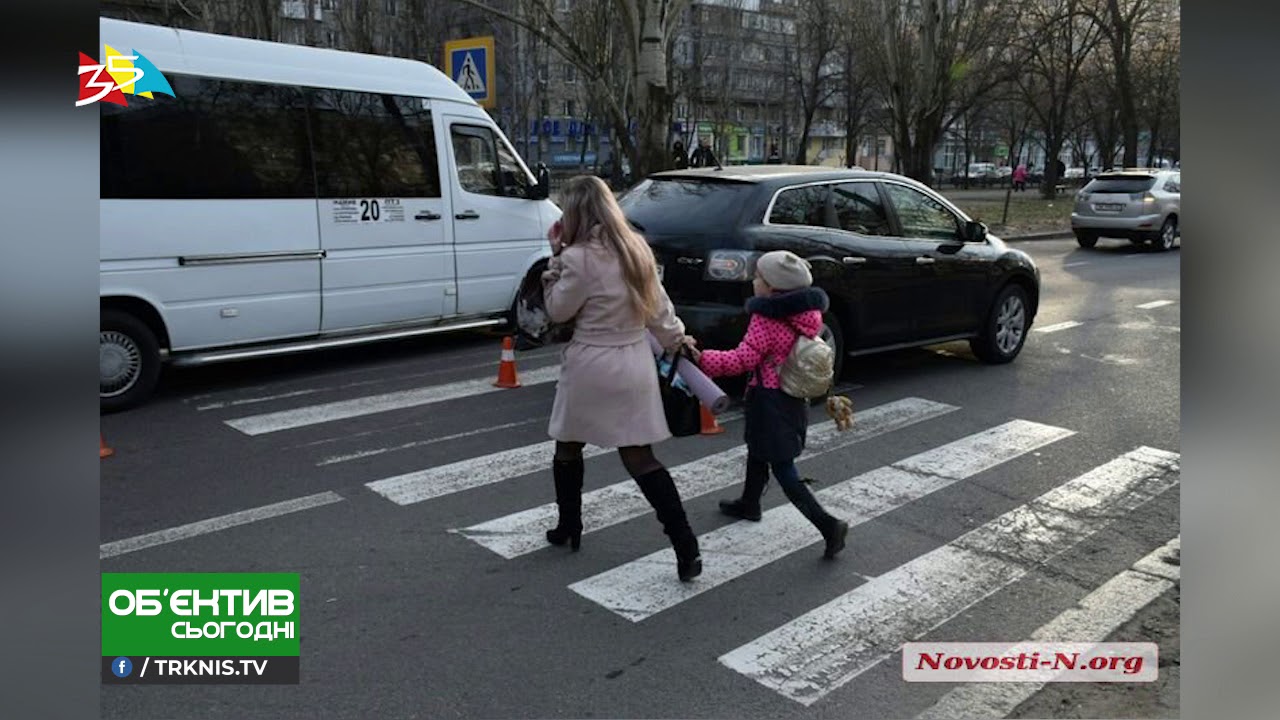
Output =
[{"x1": 444, "y1": 36, "x2": 495, "y2": 109}]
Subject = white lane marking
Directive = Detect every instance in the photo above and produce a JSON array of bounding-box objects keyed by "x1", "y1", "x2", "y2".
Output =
[
  {"x1": 717, "y1": 446, "x2": 1180, "y2": 707},
  {"x1": 186, "y1": 343, "x2": 563, "y2": 407},
  {"x1": 368, "y1": 440, "x2": 610, "y2": 505},
  {"x1": 225, "y1": 365, "x2": 561, "y2": 435},
  {"x1": 380, "y1": 398, "x2": 935, "y2": 509},
  {"x1": 915, "y1": 536, "x2": 1180, "y2": 720},
  {"x1": 317, "y1": 418, "x2": 544, "y2": 466},
  {"x1": 99, "y1": 491, "x2": 345, "y2": 559},
  {"x1": 455, "y1": 398, "x2": 958, "y2": 558},
  {"x1": 1137, "y1": 299, "x2": 1176, "y2": 310},
  {"x1": 1033, "y1": 321, "x2": 1083, "y2": 334},
  {"x1": 569, "y1": 420, "x2": 1074, "y2": 622},
  {"x1": 1063, "y1": 262, "x2": 1090, "y2": 268}
]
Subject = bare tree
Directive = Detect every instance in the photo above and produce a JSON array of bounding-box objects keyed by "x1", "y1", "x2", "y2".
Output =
[
  {"x1": 833, "y1": 5, "x2": 878, "y2": 169},
  {"x1": 1013, "y1": 0, "x2": 1103, "y2": 197},
  {"x1": 851, "y1": 0, "x2": 1020, "y2": 185},
  {"x1": 1135, "y1": 11, "x2": 1178, "y2": 167},
  {"x1": 1085, "y1": 0, "x2": 1158, "y2": 167},
  {"x1": 452, "y1": 0, "x2": 692, "y2": 177},
  {"x1": 1078, "y1": 51, "x2": 1122, "y2": 170},
  {"x1": 784, "y1": 0, "x2": 839, "y2": 164}
]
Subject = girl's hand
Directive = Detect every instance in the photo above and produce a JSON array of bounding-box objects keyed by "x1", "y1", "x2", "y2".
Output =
[{"x1": 678, "y1": 336, "x2": 700, "y2": 362}]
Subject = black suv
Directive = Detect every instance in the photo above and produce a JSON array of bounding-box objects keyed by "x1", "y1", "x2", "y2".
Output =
[{"x1": 616, "y1": 166, "x2": 1041, "y2": 379}]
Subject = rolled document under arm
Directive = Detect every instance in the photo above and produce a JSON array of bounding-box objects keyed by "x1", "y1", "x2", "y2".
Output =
[{"x1": 647, "y1": 331, "x2": 731, "y2": 414}]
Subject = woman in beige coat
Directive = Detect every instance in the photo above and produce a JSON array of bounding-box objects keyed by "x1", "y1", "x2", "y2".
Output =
[{"x1": 541, "y1": 175, "x2": 702, "y2": 581}]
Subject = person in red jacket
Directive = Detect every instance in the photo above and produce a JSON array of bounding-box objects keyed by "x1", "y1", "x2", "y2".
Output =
[{"x1": 694, "y1": 250, "x2": 849, "y2": 559}]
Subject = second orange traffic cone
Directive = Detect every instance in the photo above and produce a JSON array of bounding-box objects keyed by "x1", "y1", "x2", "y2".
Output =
[
  {"x1": 493, "y1": 336, "x2": 521, "y2": 388},
  {"x1": 699, "y1": 405, "x2": 725, "y2": 435},
  {"x1": 100, "y1": 434, "x2": 114, "y2": 459}
]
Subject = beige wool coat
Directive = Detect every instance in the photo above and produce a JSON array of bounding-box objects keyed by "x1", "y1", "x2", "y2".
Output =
[{"x1": 542, "y1": 232, "x2": 687, "y2": 448}]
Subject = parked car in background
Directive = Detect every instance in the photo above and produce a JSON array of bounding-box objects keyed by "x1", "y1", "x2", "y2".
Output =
[
  {"x1": 616, "y1": 166, "x2": 1042, "y2": 379},
  {"x1": 1071, "y1": 169, "x2": 1180, "y2": 251}
]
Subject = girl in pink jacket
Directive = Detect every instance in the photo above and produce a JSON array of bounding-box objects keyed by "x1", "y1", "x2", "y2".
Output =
[{"x1": 696, "y1": 251, "x2": 849, "y2": 559}]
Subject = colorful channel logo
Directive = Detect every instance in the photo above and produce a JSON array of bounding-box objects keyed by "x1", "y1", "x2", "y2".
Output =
[{"x1": 78, "y1": 45, "x2": 175, "y2": 107}]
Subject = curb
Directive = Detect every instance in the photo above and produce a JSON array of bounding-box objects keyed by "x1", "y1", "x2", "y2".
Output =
[{"x1": 1000, "y1": 230, "x2": 1073, "y2": 242}]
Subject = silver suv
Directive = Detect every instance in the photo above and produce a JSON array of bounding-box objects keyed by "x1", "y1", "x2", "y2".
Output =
[{"x1": 1071, "y1": 169, "x2": 1180, "y2": 251}]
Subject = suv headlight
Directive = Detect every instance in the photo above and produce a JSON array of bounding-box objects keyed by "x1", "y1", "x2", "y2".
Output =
[{"x1": 705, "y1": 250, "x2": 760, "y2": 282}]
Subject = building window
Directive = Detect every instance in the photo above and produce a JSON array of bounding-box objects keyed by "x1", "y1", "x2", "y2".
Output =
[
  {"x1": 564, "y1": 100, "x2": 575, "y2": 117},
  {"x1": 384, "y1": 0, "x2": 397, "y2": 15},
  {"x1": 564, "y1": 64, "x2": 576, "y2": 83}
]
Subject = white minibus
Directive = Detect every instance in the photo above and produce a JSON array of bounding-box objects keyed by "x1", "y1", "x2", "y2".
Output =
[{"x1": 99, "y1": 17, "x2": 558, "y2": 411}]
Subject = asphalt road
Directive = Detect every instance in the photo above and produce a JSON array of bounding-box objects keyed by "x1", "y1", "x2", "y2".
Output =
[{"x1": 101, "y1": 236, "x2": 1181, "y2": 719}]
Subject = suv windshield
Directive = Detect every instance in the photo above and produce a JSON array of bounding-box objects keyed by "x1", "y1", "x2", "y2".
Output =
[
  {"x1": 617, "y1": 178, "x2": 755, "y2": 234},
  {"x1": 1084, "y1": 175, "x2": 1157, "y2": 194}
]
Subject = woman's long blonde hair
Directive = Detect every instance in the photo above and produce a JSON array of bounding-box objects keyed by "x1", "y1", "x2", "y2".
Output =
[{"x1": 558, "y1": 175, "x2": 661, "y2": 320}]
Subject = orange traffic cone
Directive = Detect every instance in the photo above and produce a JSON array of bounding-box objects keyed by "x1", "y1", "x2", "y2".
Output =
[
  {"x1": 493, "y1": 336, "x2": 522, "y2": 388},
  {"x1": 100, "y1": 434, "x2": 114, "y2": 459},
  {"x1": 700, "y1": 405, "x2": 725, "y2": 435}
]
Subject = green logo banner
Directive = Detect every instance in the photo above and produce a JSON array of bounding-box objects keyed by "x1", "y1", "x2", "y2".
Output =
[{"x1": 102, "y1": 573, "x2": 300, "y2": 657}]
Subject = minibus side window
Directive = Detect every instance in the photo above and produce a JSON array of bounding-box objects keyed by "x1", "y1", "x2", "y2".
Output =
[
  {"x1": 450, "y1": 125, "x2": 501, "y2": 196},
  {"x1": 101, "y1": 75, "x2": 314, "y2": 199},
  {"x1": 307, "y1": 89, "x2": 440, "y2": 198}
]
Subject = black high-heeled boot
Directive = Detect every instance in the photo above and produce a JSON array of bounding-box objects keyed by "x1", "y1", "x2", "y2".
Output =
[
  {"x1": 546, "y1": 458, "x2": 584, "y2": 551},
  {"x1": 778, "y1": 478, "x2": 848, "y2": 559},
  {"x1": 719, "y1": 458, "x2": 769, "y2": 522},
  {"x1": 634, "y1": 467, "x2": 702, "y2": 581}
]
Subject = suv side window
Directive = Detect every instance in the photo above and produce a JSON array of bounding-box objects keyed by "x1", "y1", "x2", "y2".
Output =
[
  {"x1": 1163, "y1": 174, "x2": 1180, "y2": 193},
  {"x1": 768, "y1": 185, "x2": 830, "y2": 227},
  {"x1": 880, "y1": 183, "x2": 961, "y2": 241},
  {"x1": 831, "y1": 182, "x2": 892, "y2": 236}
]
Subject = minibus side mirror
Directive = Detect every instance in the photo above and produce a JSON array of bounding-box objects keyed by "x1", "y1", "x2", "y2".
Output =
[{"x1": 528, "y1": 164, "x2": 551, "y2": 201}]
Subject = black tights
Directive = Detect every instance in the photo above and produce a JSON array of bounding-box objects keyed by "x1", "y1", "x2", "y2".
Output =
[{"x1": 554, "y1": 441, "x2": 663, "y2": 477}]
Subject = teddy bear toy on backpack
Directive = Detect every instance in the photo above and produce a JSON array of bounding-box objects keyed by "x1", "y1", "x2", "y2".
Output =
[{"x1": 826, "y1": 394, "x2": 854, "y2": 431}]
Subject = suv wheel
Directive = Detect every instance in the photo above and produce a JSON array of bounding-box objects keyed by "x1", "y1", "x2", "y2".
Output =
[
  {"x1": 101, "y1": 309, "x2": 162, "y2": 413},
  {"x1": 970, "y1": 284, "x2": 1029, "y2": 364},
  {"x1": 812, "y1": 312, "x2": 846, "y2": 405},
  {"x1": 1155, "y1": 217, "x2": 1177, "y2": 252},
  {"x1": 1075, "y1": 231, "x2": 1098, "y2": 249}
]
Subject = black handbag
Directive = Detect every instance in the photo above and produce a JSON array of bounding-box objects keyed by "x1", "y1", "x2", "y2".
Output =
[{"x1": 658, "y1": 348, "x2": 702, "y2": 437}]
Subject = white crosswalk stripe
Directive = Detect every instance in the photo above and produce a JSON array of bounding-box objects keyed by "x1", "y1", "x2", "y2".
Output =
[
  {"x1": 914, "y1": 535, "x2": 1180, "y2": 719},
  {"x1": 224, "y1": 364, "x2": 562, "y2": 436},
  {"x1": 717, "y1": 446, "x2": 1180, "y2": 706},
  {"x1": 453, "y1": 397, "x2": 959, "y2": 558},
  {"x1": 569, "y1": 419, "x2": 1074, "y2": 622}
]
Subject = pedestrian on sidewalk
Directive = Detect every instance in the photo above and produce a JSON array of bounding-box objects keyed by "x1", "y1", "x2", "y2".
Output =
[
  {"x1": 1013, "y1": 162, "x2": 1028, "y2": 192},
  {"x1": 693, "y1": 251, "x2": 849, "y2": 559},
  {"x1": 540, "y1": 175, "x2": 703, "y2": 581},
  {"x1": 671, "y1": 140, "x2": 689, "y2": 170}
]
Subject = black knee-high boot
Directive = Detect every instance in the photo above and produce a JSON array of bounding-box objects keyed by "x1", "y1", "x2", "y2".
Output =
[
  {"x1": 546, "y1": 458, "x2": 584, "y2": 551},
  {"x1": 777, "y1": 480, "x2": 848, "y2": 560},
  {"x1": 719, "y1": 458, "x2": 769, "y2": 521},
  {"x1": 633, "y1": 468, "x2": 702, "y2": 581}
]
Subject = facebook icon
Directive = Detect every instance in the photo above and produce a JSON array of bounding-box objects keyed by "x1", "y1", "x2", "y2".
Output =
[{"x1": 111, "y1": 656, "x2": 133, "y2": 678}]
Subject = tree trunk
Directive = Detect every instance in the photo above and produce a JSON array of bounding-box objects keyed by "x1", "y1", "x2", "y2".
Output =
[{"x1": 1041, "y1": 135, "x2": 1065, "y2": 199}]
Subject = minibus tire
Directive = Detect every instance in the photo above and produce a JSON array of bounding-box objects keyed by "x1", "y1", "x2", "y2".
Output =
[{"x1": 100, "y1": 309, "x2": 161, "y2": 413}]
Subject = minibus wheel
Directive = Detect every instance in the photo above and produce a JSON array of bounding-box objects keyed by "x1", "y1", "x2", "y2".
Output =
[{"x1": 101, "y1": 309, "x2": 161, "y2": 413}]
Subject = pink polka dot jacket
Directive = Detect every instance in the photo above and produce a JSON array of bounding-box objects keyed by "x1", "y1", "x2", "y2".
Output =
[{"x1": 698, "y1": 287, "x2": 829, "y2": 390}]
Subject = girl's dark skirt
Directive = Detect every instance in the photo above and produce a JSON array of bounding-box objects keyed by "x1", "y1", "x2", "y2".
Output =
[{"x1": 742, "y1": 386, "x2": 809, "y2": 462}]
